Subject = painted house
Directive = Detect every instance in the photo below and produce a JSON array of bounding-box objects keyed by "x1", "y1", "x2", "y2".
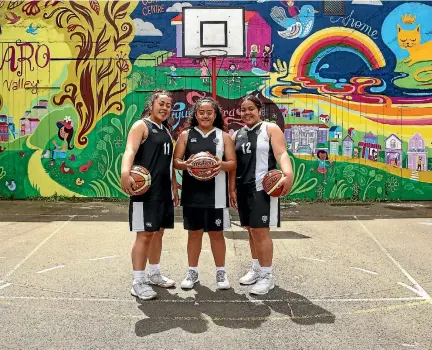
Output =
[
  {"x1": 329, "y1": 125, "x2": 342, "y2": 139},
  {"x1": 319, "y1": 114, "x2": 330, "y2": 123},
  {"x1": 0, "y1": 115, "x2": 8, "y2": 142},
  {"x1": 342, "y1": 135, "x2": 354, "y2": 156},
  {"x1": 168, "y1": 11, "x2": 271, "y2": 70},
  {"x1": 20, "y1": 117, "x2": 40, "y2": 136},
  {"x1": 348, "y1": 127, "x2": 356, "y2": 136},
  {"x1": 329, "y1": 140, "x2": 339, "y2": 155},
  {"x1": 301, "y1": 109, "x2": 314, "y2": 120},
  {"x1": 291, "y1": 108, "x2": 301, "y2": 118},
  {"x1": 358, "y1": 132, "x2": 381, "y2": 160},
  {"x1": 407, "y1": 133, "x2": 427, "y2": 171},
  {"x1": 385, "y1": 134, "x2": 402, "y2": 167},
  {"x1": 285, "y1": 124, "x2": 329, "y2": 154}
]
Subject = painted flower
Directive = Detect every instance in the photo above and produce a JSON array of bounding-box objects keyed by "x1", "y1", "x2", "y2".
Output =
[
  {"x1": 64, "y1": 116, "x2": 72, "y2": 123},
  {"x1": 116, "y1": 53, "x2": 129, "y2": 73},
  {"x1": 22, "y1": 1, "x2": 41, "y2": 16},
  {"x1": 386, "y1": 177, "x2": 399, "y2": 193},
  {"x1": 113, "y1": 136, "x2": 123, "y2": 148}
]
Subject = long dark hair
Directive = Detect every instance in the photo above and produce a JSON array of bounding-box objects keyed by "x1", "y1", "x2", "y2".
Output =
[
  {"x1": 240, "y1": 94, "x2": 263, "y2": 110},
  {"x1": 58, "y1": 126, "x2": 74, "y2": 150},
  {"x1": 187, "y1": 97, "x2": 225, "y2": 131},
  {"x1": 141, "y1": 89, "x2": 173, "y2": 129}
]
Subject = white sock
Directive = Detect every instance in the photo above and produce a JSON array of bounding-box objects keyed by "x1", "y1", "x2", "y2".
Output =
[
  {"x1": 133, "y1": 270, "x2": 146, "y2": 282},
  {"x1": 216, "y1": 267, "x2": 225, "y2": 272},
  {"x1": 260, "y1": 266, "x2": 272, "y2": 274},
  {"x1": 252, "y1": 259, "x2": 260, "y2": 270},
  {"x1": 189, "y1": 267, "x2": 198, "y2": 272},
  {"x1": 148, "y1": 264, "x2": 160, "y2": 275}
]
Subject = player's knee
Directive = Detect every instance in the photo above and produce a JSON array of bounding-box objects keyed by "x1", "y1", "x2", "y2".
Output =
[
  {"x1": 136, "y1": 231, "x2": 153, "y2": 243},
  {"x1": 249, "y1": 228, "x2": 270, "y2": 242},
  {"x1": 208, "y1": 231, "x2": 225, "y2": 242},
  {"x1": 188, "y1": 230, "x2": 203, "y2": 240}
]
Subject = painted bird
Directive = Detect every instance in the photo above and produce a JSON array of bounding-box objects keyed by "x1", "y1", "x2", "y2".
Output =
[
  {"x1": 270, "y1": 5, "x2": 318, "y2": 39},
  {"x1": 5, "y1": 12, "x2": 21, "y2": 24},
  {"x1": 26, "y1": 23, "x2": 40, "y2": 35}
]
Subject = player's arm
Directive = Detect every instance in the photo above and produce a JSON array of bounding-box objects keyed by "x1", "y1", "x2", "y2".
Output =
[
  {"x1": 218, "y1": 132, "x2": 236, "y2": 172},
  {"x1": 173, "y1": 130, "x2": 191, "y2": 171},
  {"x1": 121, "y1": 120, "x2": 148, "y2": 195},
  {"x1": 171, "y1": 167, "x2": 179, "y2": 206},
  {"x1": 268, "y1": 123, "x2": 294, "y2": 197}
]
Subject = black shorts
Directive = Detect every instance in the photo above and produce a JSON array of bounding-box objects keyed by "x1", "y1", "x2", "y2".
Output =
[
  {"x1": 183, "y1": 206, "x2": 231, "y2": 232},
  {"x1": 237, "y1": 190, "x2": 280, "y2": 228},
  {"x1": 129, "y1": 200, "x2": 174, "y2": 232}
]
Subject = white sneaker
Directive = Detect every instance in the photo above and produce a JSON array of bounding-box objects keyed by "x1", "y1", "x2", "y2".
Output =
[
  {"x1": 249, "y1": 273, "x2": 275, "y2": 295},
  {"x1": 131, "y1": 280, "x2": 157, "y2": 300},
  {"x1": 148, "y1": 272, "x2": 176, "y2": 288},
  {"x1": 239, "y1": 268, "x2": 260, "y2": 285},
  {"x1": 180, "y1": 269, "x2": 199, "y2": 289},
  {"x1": 216, "y1": 270, "x2": 230, "y2": 290}
]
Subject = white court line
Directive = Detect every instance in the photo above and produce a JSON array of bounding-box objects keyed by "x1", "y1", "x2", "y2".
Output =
[
  {"x1": 351, "y1": 267, "x2": 378, "y2": 275},
  {"x1": 201, "y1": 250, "x2": 210, "y2": 253},
  {"x1": 354, "y1": 216, "x2": 431, "y2": 301},
  {"x1": 0, "y1": 283, "x2": 11, "y2": 290},
  {"x1": 1, "y1": 216, "x2": 75, "y2": 281},
  {"x1": 300, "y1": 257, "x2": 326, "y2": 262},
  {"x1": 418, "y1": 222, "x2": 432, "y2": 226},
  {"x1": 0, "y1": 295, "x2": 426, "y2": 303},
  {"x1": 89, "y1": 256, "x2": 118, "y2": 261},
  {"x1": 36, "y1": 265, "x2": 65, "y2": 274}
]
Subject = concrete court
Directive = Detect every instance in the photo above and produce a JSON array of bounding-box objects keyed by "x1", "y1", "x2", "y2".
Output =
[{"x1": 0, "y1": 200, "x2": 431, "y2": 350}]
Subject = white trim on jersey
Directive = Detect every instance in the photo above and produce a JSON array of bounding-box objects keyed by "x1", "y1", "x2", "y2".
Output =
[
  {"x1": 194, "y1": 126, "x2": 216, "y2": 138},
  {"x1": 269, "y1": 197, "x2": 278, "y2": 228},
  {"x1": 214, "y1": 128, "x2": 226, "y2": 208},
  {"x1": 132, "y1": 202, "x2": 145, "y2": 231},
  {"x1": 255, "y1": 122, "x2": 271, "y2": 192},
  {"x1": 163, "y1": 124, "x2": 174, "y2": 199},
  {"x1": 146, "y1": 118, "x2": 164, "y2": 129}
]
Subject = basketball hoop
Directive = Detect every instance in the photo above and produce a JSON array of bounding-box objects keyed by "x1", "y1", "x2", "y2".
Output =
[{"x1": 200, "y1": 49, "x2": 228, "y2": 99}]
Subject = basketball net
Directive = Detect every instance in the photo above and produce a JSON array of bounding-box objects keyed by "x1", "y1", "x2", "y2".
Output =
[{"x1": 200, "y1": 49, "x2": 227, "y2": 99}]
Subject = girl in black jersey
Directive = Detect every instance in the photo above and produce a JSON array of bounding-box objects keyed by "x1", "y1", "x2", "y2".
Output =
[
  {"x1": 173, "y1": 97, "x2": 236, "y2": 290},
  {"x1": 230, "y1": 95, "x2": 294, "y2": 295},
  {"x1": 121, "y1": 90, "x2": 179, "y2": 301}
]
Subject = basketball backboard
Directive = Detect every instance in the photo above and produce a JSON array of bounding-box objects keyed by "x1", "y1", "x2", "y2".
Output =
[{"x1": 182, "y1": 7, "x2": 245, "y2": 58}]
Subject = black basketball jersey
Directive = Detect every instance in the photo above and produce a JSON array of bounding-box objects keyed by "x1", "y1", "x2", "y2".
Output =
[
  {"x1": 235, "y1": 121, "x2": 277, "y2": 193},
  {"x1": 131, "y1": 119, "x2": 173, "y2": 202},
  {"x1": 181, "y1": 127, "x2": 228, "y2": 208}
]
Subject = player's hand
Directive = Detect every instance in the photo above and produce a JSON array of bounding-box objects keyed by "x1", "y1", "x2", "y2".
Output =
[
  {"x1": 121, "y1": 174, "x2": 136, "y2": 196},
  {"x1": 277, "y1": 176, "x2": 292, "y2": 197},
  {"x1": 173, "y1": 191, "x2": 179, "y2": 206},
  {"x1": 229, "y1": 190, "x2": 238, "y2": 210},
  {"x1": 214, "y1": 157, "x2": 222, "y2": 173},
  {"x1": 184, "y1": 157, "x2": 194, "y2": 171}
]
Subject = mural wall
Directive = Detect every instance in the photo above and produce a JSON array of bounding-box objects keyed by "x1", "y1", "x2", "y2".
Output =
[{"x1": 0, "y1": 0, "x2": 431, "y2": 201}]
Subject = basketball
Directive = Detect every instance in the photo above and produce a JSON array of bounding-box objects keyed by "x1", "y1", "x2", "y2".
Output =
[
  {"x1": 262, "y1": 169, "x2": 285, "y2": 197},
  {"x1": 187, "y1": 151, "x2": 220, "y2": 181},
  {"x1": 130, "y1": 165, "x2": 151, "y2": 195}
]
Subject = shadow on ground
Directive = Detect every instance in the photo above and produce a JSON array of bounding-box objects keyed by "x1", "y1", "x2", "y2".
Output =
[{"x1": 134, "y1": 285, "x2": 335, "y2": 337}]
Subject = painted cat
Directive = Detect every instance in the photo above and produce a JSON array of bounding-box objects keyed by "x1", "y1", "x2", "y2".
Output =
[{"x1": 397, "y1": 24, "x2": 432, "y2": 82}]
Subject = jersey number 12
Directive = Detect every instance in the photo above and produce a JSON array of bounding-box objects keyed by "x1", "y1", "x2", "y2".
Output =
[{"x1": 241, "y1": 142, "x2": 251, "y2": 154}]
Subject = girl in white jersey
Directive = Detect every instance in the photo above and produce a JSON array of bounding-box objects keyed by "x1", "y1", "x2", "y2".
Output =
[
  {"x1": 121, "y1": 90, "x2": 179, "y2": 301},
  {"x1": 230, "y1": 94, "x2": 294, "y2": 295}
]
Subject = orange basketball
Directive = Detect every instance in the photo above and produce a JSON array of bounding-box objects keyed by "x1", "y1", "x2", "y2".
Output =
[
  {"x1": 187, "y1": 151, "x2": 220, "y2": 181},
  {"x1": 262, "y1": 169, "x2": 284, "y2": 197},
  {"x1": 130, "y1": 165, "x2": 151, "y2": 195}
]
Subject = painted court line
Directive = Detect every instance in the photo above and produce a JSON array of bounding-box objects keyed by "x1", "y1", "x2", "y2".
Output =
[
  {"x1": 418, "y1": 222, "x2": 432, "y2": 226},
  {"x1": 351, "y1": 267, "x2": 378, "y2": 275},
  {"x1": 300, "y1": 257, "x2": 326, "y2": 262},
  {"x1": 0, "y1": 283, "x2": 11, "y2": 290},
  {"x1": 354, "y1": 216, "x2": 431, "y2": 301},
  {"x1": 1, "y1": 216, "x2": 75, "y2": 281},
  {"x1": 36, "y1": 265, "x2": 65, "y2": 274},
  {"x1": 89, "y1": 256, "x2": 118, "y2": 261},
  {"x1": 0, "y1": 295, "x2": 425, "y2": 303}
]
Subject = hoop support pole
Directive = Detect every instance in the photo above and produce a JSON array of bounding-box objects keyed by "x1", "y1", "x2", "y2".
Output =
[{"x1": 211, "y1": 56, "x2": 217, "y2": 99}]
